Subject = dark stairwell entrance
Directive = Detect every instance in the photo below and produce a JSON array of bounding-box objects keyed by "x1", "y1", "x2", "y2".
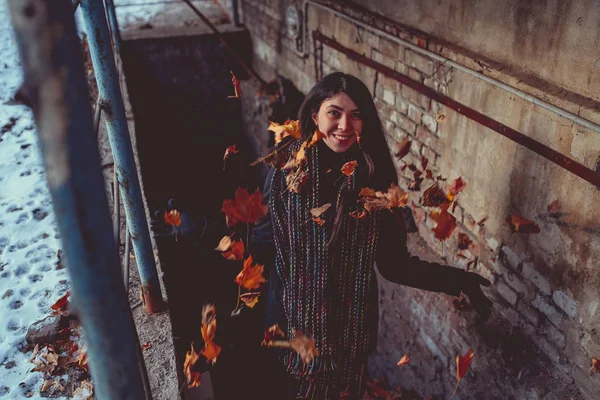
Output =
[{"x1": 120, "y1": 28, "x2": 270, "y2": 399}]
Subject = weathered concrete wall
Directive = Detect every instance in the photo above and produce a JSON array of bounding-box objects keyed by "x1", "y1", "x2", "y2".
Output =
[{"x1": 230, "y1": 0, "x2": 600, "y2": 398}]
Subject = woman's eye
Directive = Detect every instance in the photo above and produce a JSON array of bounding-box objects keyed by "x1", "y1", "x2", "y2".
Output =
[
  {"x1": 327, "y1": 110, "x2": 340, "y2": 117},
  {"x1": 351, "y1": 113, "x2": 361, "y2": 120}
]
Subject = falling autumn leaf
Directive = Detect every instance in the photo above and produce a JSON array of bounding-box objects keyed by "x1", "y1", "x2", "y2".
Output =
[
  {"x1": 141, "y1": 342, "x2": 152, "y2": 351},
  {"x1": 506, "y1": 214, "x2": 541, "y2": 233},
  {"x1": 200, "y1": 304, "x2": 221, "y2": 365},
  {"x1": 286, "y1": 168, "x2": 308, "y2": 193},
  {"x1": 430, "y1": 207, "x2": 457, "y2": 241},
  {"x1": 436, "y1": 114, "x2": 447, "y2": 123},
  {"x1": 359, "y1": 187, "x2": 377, "y2": 198},
  {"x1": 425, "y1": 169, "x2": 434, "y2": 180},
  {"x1": 264, "y1": 324, "x2": 286, "y2": 343},
  {"x1": 235, "y1": 255, "x2": 266, "y2": 290},
  {"x1": 215, "y1": 235, "x2": 233, "y2": 252},
  {"x1": 422, "y1": 184, "x2": 450, "y2": 208},
  {"x1": 183, "y1": 343, "x2": 202, "y2": 388},
  {"x1": 227, "y1": 71, "x2": 241, "y2": 99},
  {"x1": 309, "y1": 130, "x2": 326, "y2": 146},
  {"x1": 360, "y1": 184, "x2": 408, "y2": 212},
  {"x1": 289, "y1": 329, "x2": 320, "y2": 364},
  {"x1": 349, "y1": 209, "x2": 367, "y2": 219},
  {"x1": 451, "y1": 349, "x2": 474, "y2": 398},
  {"x1": 421, "y1": 156, "x2": 429, "y2": 171},
  {"x1": 240, "y1": 292, "x2": 261, "y2": 308},
  {"x1": 268, "y1": 119, "x2": 301, "y2": 145},
  {"x1": 589, "y1": 357, "x2": 599, "y2": 376},
  {"x1": 282, "y1": 152, "x2": 300, "y2": 170},
  {"x1": 447, "y1": 177, "x2": 466, "y2": 199},
  {"x1": 547, "y1": 200, "x2": 561, "y2": 214},
  {"x1": 51, "y1": 292, "x2": 70, "y2": 315},
  {"x1": 295, "y1": 142, "x2": 308, "y2": 166},
  {"x1": 223, "y1": 240, "x2": 245, "y2": 261},
  {"x1": 223, "y1": 144, "x2": 239, "y2": 161},
  {"x1": 221, "y1": 187, "x2": 268, "y2": 227},
  {"x1": 310, "y1": 203, "x2": 332, "y2": 217},
  {"x1": 164, "y1": 209, "x2": 181, "y2": 227},
  {"x1": 397, "y1": 354, "x2": 410, "y2": 367},
  {"x1": 457, "y1": 232, "x2": 472, "y2": 250},
  {"x1": 384, "y1": 184, "x2": 409, "y2": 209},
  {"x1": 395, "y1": 138, "x2": 412, "y2": 159},
  {"x1": 341, "y1": 161, "x2": 358, "y2": 176}
]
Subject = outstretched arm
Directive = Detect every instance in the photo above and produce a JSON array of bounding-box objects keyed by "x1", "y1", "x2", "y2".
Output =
[{"x1": 376, "y1": 208, "x2": 492, "y2": 317}]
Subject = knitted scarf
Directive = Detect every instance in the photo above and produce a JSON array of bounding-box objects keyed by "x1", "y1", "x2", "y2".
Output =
[{"x1": 269, "y1": 139, "x2": 382, "y2": 397}]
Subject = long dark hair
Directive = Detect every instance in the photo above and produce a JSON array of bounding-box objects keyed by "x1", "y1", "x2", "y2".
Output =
[{"x1": 297, "y1": 72, "x2": 398, "y2": 245}]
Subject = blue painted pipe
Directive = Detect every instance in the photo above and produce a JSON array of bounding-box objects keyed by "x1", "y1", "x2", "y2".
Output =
[
  {"x1": 104, "y1": 0, "x2": 122, "y2": 53},
  {"x1": 79, "y1": 0, "x2": 165, "y2": 313},
  {"x1": 6, "y1": 0, "x2": 147, "y2": 398}
]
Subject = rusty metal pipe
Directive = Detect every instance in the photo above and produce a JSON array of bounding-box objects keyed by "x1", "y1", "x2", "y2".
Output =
[{"x1": 6, "y1": 1, "x2": 147, "y2": 397}]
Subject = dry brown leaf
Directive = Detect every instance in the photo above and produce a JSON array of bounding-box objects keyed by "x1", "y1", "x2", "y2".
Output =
[
  {"x1": 349, "y1": 210, "x2": 367, "y2": 219},
  {"x1": 72, "y1": 381, "x2": 94, "y2": 400},
  {"x1": 384, "y1": 184, "x2": 409, "y2": 209},
  {"x1": 295, "y1": 142, "x2": 307, "y2": 166},
  {"x1": 422, "y1": 184, "x2": 450, "y2": 208},
  {"x1": 235, "y1": 255, "x2": 266, "y2": 290},
  {"x1": 268, "y1": 119, "x2": 301, "y2": 145},
  {"x1": 452, "y1": 349, "x2": 474, "y2": 398},
  {"x1": 289, "y1": 329, "x2": 320, "y2": 364},
  {"x1": 239, "y1": 292, "x2": 261, "y2": 308},
  {"x1": 421, "y1": 156, "x2": 429, "y2": 171},
  {"x1": 341, "y1": 161, "x2": 358, "y2": 176},
  {"x1": 457, "y1": 232, "x2": 472, "y2": 250},
  {"x1": 41, "y1": 379, "x2": 53, "y2": 392},
  {"x1": 309, "y1": 130, "x2": 326, "y2": 146},
  {"x1": 395, "y1": 138, "x2": 412, "y2": 159},
  {"x1": 312, "y1": 216, "x2": 326, "y2": 226},
  {"x1": 436, "y1": 114, "x2": 447, "y2": 122},
  {"x1": 310, "y1": 203, "x2": 332, "y2": 217},
  {"x1": 76, "y1": 345, "x2": 88, "y2": 372},
  {"x1": 589, "y1": 357, "x2": 599, "y2": 376},
  {"x1": 183, "y1": 343, "x2": 202, "y2": 388},
  {"x1": 282, "y1": 152, "x2": 299, "y2": 170},
  {"x1": 447, "y1": 177, "x2": 466, "y2": 199},
  {"x1": 221, "y1": 187, "x2": 268, "y2": 227},
  {"x1": 397, "y1": 354, "x2": 410, "y2": 367},
  {"x1": 214, "y1": 235, "x2": 233, "y2": 252},
  {"x1": 286, "y1": 168, "x2": 308, "y2": 193},
  {"x1": 430, "y1": 207, "x2": 457, "y2": 241},
  {"x1": 227, "y1": 70, "x2": 241, "y2": 99},
  {"x1": 200, "y1": 304, "x2": 221, "y2": 365},
  {"x1": 223, "y1": 144, "x2": 239, "y2": 161},
  {"x1": 506, "y1": 215, "x2": 540, "y2": 233}
]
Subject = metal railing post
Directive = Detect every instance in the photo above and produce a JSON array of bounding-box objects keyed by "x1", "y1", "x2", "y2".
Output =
[
  {"x1": 6, "y1": 0, "x2": 147, "y2": 398},
  {"x1": 79, "y1": 0, "x2": 165, "y2": 313},
  {"x1": 104, "y1": 0, "x2": 122, "y2": 53}
]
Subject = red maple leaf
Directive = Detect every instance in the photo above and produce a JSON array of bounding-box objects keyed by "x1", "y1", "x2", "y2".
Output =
[{"x1": 221, "y1": 187, "x2": 268, "y2": 227}]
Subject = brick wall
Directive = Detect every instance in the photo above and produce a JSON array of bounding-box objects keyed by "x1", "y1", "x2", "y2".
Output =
[{"x1": 231, "y1": 1, "x2": 600, "y2": 398}]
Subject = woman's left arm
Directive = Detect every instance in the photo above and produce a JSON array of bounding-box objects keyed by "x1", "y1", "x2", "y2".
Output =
[{"x1": 376, "y1": 208, "x2": 492, "y2": 317}]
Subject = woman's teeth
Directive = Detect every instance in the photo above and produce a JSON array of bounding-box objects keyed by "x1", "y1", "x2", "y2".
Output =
[{"x1": 333, "y1": 134, "x2": 351, "y2": 141}]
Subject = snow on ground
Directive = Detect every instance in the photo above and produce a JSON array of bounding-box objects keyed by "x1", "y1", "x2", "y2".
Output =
[{"x1": 0, "y1": 2, "x2": 71, "y2": 398}]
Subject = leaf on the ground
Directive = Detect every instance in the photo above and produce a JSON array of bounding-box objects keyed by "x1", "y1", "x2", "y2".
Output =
[
  {"x1": 51, "y1": 292, "x2": 70, "y2": 314},
  {"x1": 76, "y1": 345, "x2": 88, "y2": 372},
  {"x1": 506, "y1": 214, "x2": 540, "y2": 233},
  {"x1": 164, "y1": 210, "x2": 181, "y2": 227},
  {"x1": 235, "y1": 255, "x2": 266, "y2": 290},
  {"x1": 286, "y1": 168, "x2": 308, "y2": 193},
  {"x1": 289, "y1": 329, "x2": 319, "y2": 364},
  {"x1": 547, "y1": 200, "x2": 561, "y2": 214},
  {"x1": 200, "y1": 304, "x2": 221, "y2": 365},
  {"x1": 240, "y1": 292, "x2": 261, "y2": 308},
  {"x1": 141, "y1": 342, "x2": 152, "y2": 351},
  {"x1": 447, "y1": 177, "x2": 466, "y2": 199},
  {"x1": 183, "y1": 343, "x2": 202, "y2": 388},
  {"x1": 268, "y1": 119, "x2": 301, "y2": 145},
  {"x1": 457, "y1": 233, "x2": 472, "y2": 250},
  {"x1": 227, "y1": 71, "x2": 241, "y2": 99},
  {"x1": 221, "y1": 187, "x2": 268, "y2": 227},
  {"x1": 430, "y1": 207, "x2": 457, "y2": 241},
  {"x1": 395, "y1": 138, "x2": 412, "y2": 159},
  {"x1": 452, "y1": 349, "x2": 474, "y2": 398},
  {"x1": 310, "y1": 203, "x2": 331, "y2": 217},
  {"x1": 41, "y1": 379, "x2": 53, "y2": 392},
  {"x1": 341, "y1": 161, "x2": 358, "y2": 176},
  {"x1": 223, "y1": 144, "x2": 239, "y2": 161},
  {"x1": 72, "y1": 381, "x2": 94, "y2": 400},
  {"x1": 589, "y1": 357, "x2": 599, "y2": 376},
  {"x1": 422, "y1": 184, "x2": 450, "y2": 208},
  {"x1": 397, "y1": 354, "x2": 410, "y2": 367}
]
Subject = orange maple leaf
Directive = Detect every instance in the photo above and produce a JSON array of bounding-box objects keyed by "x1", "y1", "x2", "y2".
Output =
[
  {"x1": 308, "y1": 130, "x2": 326, "y2": 146},
  {"x1": 223, "y1": 144, "x2": 239, "y2": 161},
  {"x1": 506, "y1": 214, "x2": 540, "y2": 233},
  {"x1": 227, "y1": 71, "x2": 241, "y2": 99},
  {"x1": 239, "y1": 292, "x2": 261, "y2": 308},
  {"x1": 384, "y1": 184, "x2": 408, "y2": 209},
  {"x1": 50, "y1": 292, "x2": 70, "y2": 315},
  {"x1": 235, "y1": 255, "x2": 266, "y2": 290},
  {"x1": 589, "y1": 357, "x2": 599, "y2": 376},
  {"x1": 221, "y1": 187, "x2": 268, "y2": 227},
  {"x1": 183, "y1": 343, "x2": 202, "y2": 388},
  {"x1": 268, "y1": 119, "x2": 301, "y2": 145},
  {"x1": 341, "y1": 161, "x2": 358, "y2": 176},
  {"x1": 223, "y1": 240, "x2": 245, "y2": 261},
  {"x1": 200, "y1": 304, "x2": 221, "y2": 365},
  {"x1": 397, "y1": 354, "x2": 410, "y2": 366},
  {"x1": 430, "y1": 207, "x2": 457, "y2": 241},
  {"x1": 452, "y1": 349, "x2": 474, "y2": 398},
  {"x1": 164, "y1": 210, "x2": 181, "y2": 227}
]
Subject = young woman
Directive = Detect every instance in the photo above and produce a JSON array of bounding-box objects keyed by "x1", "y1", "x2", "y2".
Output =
[{"x1": 251, "y1": 72, "x2": 492, "y2": 399}]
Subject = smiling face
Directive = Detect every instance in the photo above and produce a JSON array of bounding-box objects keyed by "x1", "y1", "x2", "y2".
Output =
[{"x1": 311, "y1": 92, "x2": 363, "y2": 153}]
